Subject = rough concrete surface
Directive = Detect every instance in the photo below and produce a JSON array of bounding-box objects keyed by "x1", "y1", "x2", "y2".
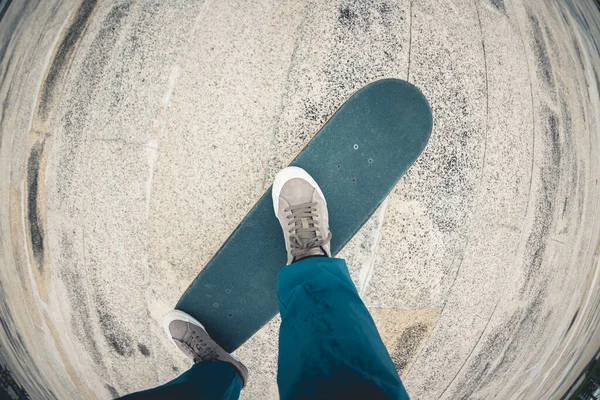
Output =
[{"x1": 0, "y1": 0, "x2": 599, "y2": 399}]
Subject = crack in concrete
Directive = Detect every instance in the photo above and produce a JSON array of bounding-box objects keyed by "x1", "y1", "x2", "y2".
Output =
[{"x1": 261, "y1": 0, "x2": 312, "y2": 191}]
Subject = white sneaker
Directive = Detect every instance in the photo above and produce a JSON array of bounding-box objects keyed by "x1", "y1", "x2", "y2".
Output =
[
  {"x1": 272, "y1": 167, "x2": 332, "y2": 265},
  {"x1": 163, "y1": 310, "x2": 248, "y2": 386}
]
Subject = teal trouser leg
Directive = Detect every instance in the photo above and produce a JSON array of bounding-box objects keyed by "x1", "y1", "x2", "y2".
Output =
[
  {"x1": 118, "y1": 361, "x2": 242, "y2": 400},
  {"x1": 277, "y1": 257, "x2": 409, "y2": 400},
  {"x1": 120, "y1": 257, "x2": 406, "y2": 400}
]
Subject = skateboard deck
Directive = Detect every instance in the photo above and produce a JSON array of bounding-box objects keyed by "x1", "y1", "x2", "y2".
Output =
[{"x1": 176, "y1": 79, "x2": 433, "y2": 352}]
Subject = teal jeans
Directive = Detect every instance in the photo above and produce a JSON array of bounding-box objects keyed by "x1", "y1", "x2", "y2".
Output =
[{"x1": 120, "y1": 258, "x2": 409, "y2": 399}]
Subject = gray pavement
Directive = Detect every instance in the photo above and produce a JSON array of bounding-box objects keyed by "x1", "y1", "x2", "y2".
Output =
[{"x1": 0, "y1": 0, "x2": 599, "y2": 398}]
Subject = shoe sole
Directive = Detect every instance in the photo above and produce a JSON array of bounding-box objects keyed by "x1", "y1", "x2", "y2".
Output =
[
  {"x1": 163, "y1": 309, "x2": 206, "y2": 341},
  {"x1": 272, "y1": 166, "x2": 327, "y2": 215}
]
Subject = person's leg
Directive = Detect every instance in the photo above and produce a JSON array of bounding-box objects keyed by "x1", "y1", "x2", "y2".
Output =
[
  {"x1": 119, "y1": 361, "x2": 242, "y2": 400},
  {"x1": 271, "y1": 167, "x2": 408, "y2": 399},
  {"x1": 277, "y1": 256, "x2": 409, "y2": 400},
  {"x1": 118, "y1": 310, "x2": 246, "y2": 400}
]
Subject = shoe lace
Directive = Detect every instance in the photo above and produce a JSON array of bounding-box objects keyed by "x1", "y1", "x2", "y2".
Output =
[
  {"x1": 184, "y1": 334, "x2": 217, "y2": 362},
  {"x1": 286, "y1": 202, "x2": 331, "y2": 258}
]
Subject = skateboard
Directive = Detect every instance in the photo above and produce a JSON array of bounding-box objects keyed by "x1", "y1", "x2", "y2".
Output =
[{"x1": 176, "y1": 79, "x2": 433, "y2": 352}]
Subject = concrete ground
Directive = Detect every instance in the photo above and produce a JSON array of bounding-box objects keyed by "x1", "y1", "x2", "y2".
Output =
[{"x1": 0, "y1": 0, "x2": 599, "y2": 398}]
